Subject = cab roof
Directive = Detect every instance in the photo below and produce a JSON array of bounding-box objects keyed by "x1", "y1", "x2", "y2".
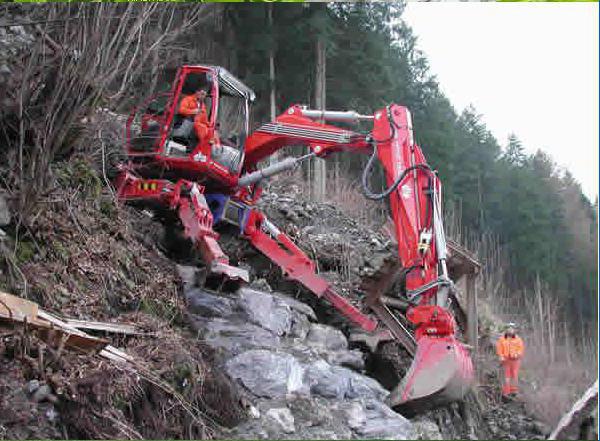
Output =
[{"x1": 187, "y1": 65, "x2": 256, "y2": 103}]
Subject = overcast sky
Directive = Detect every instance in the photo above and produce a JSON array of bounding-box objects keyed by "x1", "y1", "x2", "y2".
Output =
[{"x1": 402, "y1": 3, "x2": 599, "y2": 201}]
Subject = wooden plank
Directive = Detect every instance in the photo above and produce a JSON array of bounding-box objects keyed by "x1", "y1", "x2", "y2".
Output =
[
  {"x1": 0, "y1": 293, "x2": 136, "y2": 363},
  {"x1": 99, "y1": 346, "x2": 135, "y2": 364},
  {"x1": 46, "y1": 331, "x2": 108, "y2": 353},
  {"x1": 447, "y1": 239, "x2": 481, "y2": 273},
  {"x1": 0, "y1": 291, "x2": 39, "y2": 322},
  {"x1": 37, "y1": 310, "x2": 109, "y2": 352},
  {"x1": 465, "y1": 274, "x2": 478, "y2": 356},
  {"x1": 38, "y1": 310, "x2": 90, "y2": 336},
  {"x1": 36, "y1": 310, "x2": 109, "y2": 352},
  {"x1": 104, "y1": 345, "x2": 135, "y2": 361},
  {"x1": 0, "y1": 306, "x2": 108, "y2": 353},
  {"x1": 549, "y1": 379, "x2": 598, "y2": 440},
  {"x1": 63, "y1": 319, "x2": 142, "y2": 336}
]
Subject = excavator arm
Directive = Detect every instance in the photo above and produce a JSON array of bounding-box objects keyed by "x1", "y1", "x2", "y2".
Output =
[
  {"x1": 243, "y1": 105, "x2": 372, "y2": 165},
  {"x1": 237, "y1": 104, "x2": 474, "y2": 412},
  {"x1": 242, "y1": 104, "x2": 449, "y2": 306}
]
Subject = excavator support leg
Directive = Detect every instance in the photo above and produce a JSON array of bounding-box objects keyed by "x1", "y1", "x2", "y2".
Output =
[{"x1": 115, "y1": 170, "x2": 249, "y2": 289}]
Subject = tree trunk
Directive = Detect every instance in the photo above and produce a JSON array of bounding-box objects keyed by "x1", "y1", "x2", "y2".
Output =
[
  {"x1": 564, "y1": 320, "x2": 572, "y2": 367},
  {"x1": 268, "y1": 3, "x2": 278, "y2": 166},
  {"x1": 535, "y1": 274, "x2": 545, "y2": 350},
  {"x1": 312, "y1": 36, "x2": 326, "y2": 201}
]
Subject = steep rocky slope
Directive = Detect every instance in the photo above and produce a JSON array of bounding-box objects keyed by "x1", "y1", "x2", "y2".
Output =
[
  {"x1": 216, "y1": 174, "x2": 549, "y2": 440},
  {"x1": 1, "y1": 152, "x2": 551, "y2": 440}
]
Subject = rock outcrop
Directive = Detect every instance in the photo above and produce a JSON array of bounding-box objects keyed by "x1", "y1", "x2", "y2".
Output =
[{"x1": 179, "y1": 266, "x2": 417, "y2": 440}]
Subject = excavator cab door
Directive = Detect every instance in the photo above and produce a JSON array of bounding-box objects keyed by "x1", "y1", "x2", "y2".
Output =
[
  {"x1": 164, "y1": 68, "x2": 217, "y2": 158},
  {"x1": 125, "y1": 91, "x2": 172, "y2": 156},
  {"x1": 125, "y1": 67, "x2": 219, "y2": 159},
  {"x1": 211, "y1": 90, "x2": 249, "y2": 175},
  {"x1": 170, "y1": 66, "x2": 255, "y2": 175},
  {"x1": 210, "y1": 67, "x2": 255, "y2": 175}
]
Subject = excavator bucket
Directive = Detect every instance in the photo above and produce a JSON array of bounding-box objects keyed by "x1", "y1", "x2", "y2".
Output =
[{"x1": 386, "y1": 335, "x2": 474, "y2": 416}]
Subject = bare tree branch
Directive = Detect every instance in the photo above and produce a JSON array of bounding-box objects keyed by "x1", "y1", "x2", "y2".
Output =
[{"x1": 0, "y1": 3, "x2": 212, "y2": 224}]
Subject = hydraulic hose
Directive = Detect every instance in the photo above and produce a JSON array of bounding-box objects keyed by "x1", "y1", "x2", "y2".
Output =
[
  {"x1": 361, "y1": 144, "x2": 433, "y2": 201},
  {"x1": 361, "y1": 105, "x2": 434, "y2": 201}
]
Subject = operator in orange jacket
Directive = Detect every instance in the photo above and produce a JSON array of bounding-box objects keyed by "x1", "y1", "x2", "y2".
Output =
[
  {"x1": 178, "y1": 89, "x2": 210, "y2": 142},
  {"x1": 496, "y1": 324, "x2": 525, "y2": 396}
]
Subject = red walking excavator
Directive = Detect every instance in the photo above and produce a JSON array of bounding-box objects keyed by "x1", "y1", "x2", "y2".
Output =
[{"x1": 114, "y1": 65, "x2": 474, "y2": 414}]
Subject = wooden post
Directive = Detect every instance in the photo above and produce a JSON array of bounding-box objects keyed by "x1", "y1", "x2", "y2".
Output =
[{"x1": 466, "y1": 272, "x2": 478, "y2": 360}]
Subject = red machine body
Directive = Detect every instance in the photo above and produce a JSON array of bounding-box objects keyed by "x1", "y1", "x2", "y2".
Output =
[{"x1": 116, "y1": 65, "x2": 474, "y2": 413}]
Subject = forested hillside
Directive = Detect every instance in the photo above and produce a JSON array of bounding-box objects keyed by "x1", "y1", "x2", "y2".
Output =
[{"x1": 220, "y1": 3, "x2": 598, "y2": 333}]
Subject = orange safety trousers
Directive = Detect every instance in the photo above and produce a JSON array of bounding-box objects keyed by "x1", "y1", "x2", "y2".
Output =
[{"x1": 501, "y1": 358, "x2": 521, "y2": 395}]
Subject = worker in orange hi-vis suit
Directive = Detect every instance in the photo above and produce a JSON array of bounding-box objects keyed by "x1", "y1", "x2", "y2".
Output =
[
  {"x1": 178, "y1": 89, "x2": 210, "y2": 142},
  {"x1": 179, "y1": 89, "x2": 207, "y2": 118},
  {"x1": 496, "y1": 324, "x2": 525, "y2": 397}
]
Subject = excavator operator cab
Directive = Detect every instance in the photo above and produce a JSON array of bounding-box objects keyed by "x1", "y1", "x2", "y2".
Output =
[{"x1": 125, "y1": 65, "x2": 255, "y2": 182}]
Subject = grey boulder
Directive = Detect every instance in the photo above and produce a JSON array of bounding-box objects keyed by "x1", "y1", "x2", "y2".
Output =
[
  {"x1": 185, "y1": 288, "x2": 235, "y2": 318},
  {"x1": 226, "y1": 349, "x2": 305, "y2": 398},
  {"x1": 237, "y1": 288, "x2": 293, "y2": 336},
  {"x1": 356, "y1": 399, "x2": 416, "y2": 439},
  {"x1": 303, "y1": 360, "x2": 387, "y2": 401},
  {"x1": 192, "y1": 318, "x2": 281, "y2": 356},
  {"x1": 265, "y1": 408, "x2": 296, "y2": 434},
  {"x1": 306, "y1": 324, "x2": 348, "y2": 350}
]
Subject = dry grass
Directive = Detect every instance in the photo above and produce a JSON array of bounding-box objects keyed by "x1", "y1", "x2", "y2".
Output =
[
  {"x1": 326, "y1": 175, "x2": 387, "y2": 230},
  {"x1": 1, "y1": 312, "x2": 244, "y2": 440}
]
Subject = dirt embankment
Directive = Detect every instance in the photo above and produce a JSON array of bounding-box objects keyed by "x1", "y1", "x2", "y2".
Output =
[{"x1": 0, "y1": 156, "x2": 245, "y2": 440}]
